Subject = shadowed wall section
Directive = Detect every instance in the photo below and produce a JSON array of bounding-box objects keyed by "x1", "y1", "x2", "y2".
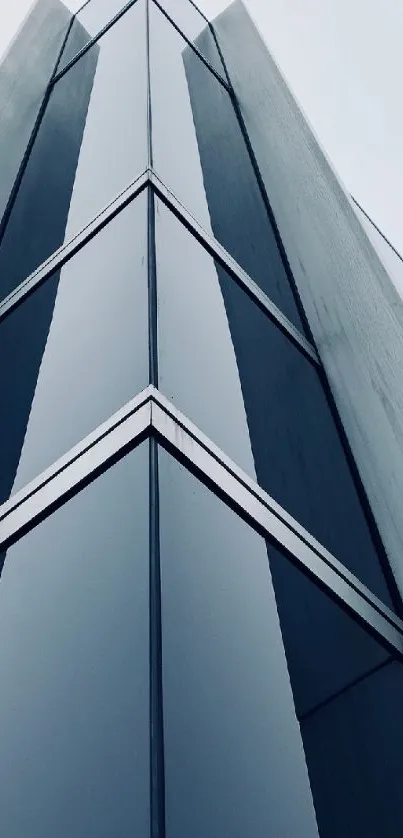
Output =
[{"x1": 213, "y1": 0, "x2": 403, "y2": 599}]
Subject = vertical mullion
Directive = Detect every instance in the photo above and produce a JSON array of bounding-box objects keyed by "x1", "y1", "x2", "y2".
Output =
[
  {"x1": 146, "y1": 0, "x2": 153, "y2": 172},
  {"x1": 146, "y1": 0, "x2": 158, "y2": 387},
  {"x1": 147, "y1": 187, "x2": 158, "y2": 386},
  {"x1": 146, "y1": 2, "x2": 166, "y2": 838},
  {"x1": 148, "y1": 436, "x2": 165, "y2": 838}
]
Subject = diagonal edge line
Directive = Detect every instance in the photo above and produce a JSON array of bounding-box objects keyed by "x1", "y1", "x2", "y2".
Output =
[
  {"x1": 0, "y1": 386, "x2": 154, "y2": 528},
  {"x1": 351, "y1": 195, "x2": 403, "y2": 266},
  {"x1": 0, "y1": 399, "x2": 152, "y2": 549},
  {"x1": 74, "y1": 0, "x2": 92, "y2": 16},
  {"x1": 187, "y1": 0, "x2": 210, "y2": 25},
  {"x1": 55, "y1": 0, "x2": 228, "y2": 91},
  {"x1": 52, "y1": 0, "x2": 141, "y2": 83},
  {"x1": 149, "y1": 169, "x2": 319, "y2": 365},
  {"x1": 150, "y1": 0, "x2": 230, "y2": 92},
  {"x1": 151, "y1": 400, "x2": 403, "y2": 656},
  {"x1": 151, "y1": 389, "x2": 403, "y2": 632},
  {"x1": 297, "y1": 657, "x2": 393, "y2": 722},
  {"x1": 0, "y1": 169, "x2": 150, "y2": 321},
  {"x1": 0, "y1": 165, "x2": 318, "y2": 371},
  {"x1": 0, "y1": 13, "x2": 76, "y2": 252},
  {"x1": 0, "y1": 383, "x2": 402, "y2": 652},
  {"x1": 149, "y1": 388, "x2": 403, "y2": 639}
]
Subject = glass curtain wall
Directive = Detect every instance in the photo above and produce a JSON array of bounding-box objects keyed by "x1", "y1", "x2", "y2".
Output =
[{"x1": 0, "y1": 1, "x2": 402, "y2": 836}]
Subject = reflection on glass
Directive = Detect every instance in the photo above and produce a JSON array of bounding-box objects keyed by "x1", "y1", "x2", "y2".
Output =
[
  {"x1": 149, "y1": 2, "x2": 212, "y2": 232},
  {"x1": 150, "y1": 2, "x2": 303, "y2": 328},
  {"x1": 156, "y1": 199, "x2": 395, "y2": 608},
  {"x1": 268, "y1": 544, "x2": 403, "y2": 838},
  {"x1": 154, "y1": 0, "x2": 225, "y2": 77},
  {"x1": 0, "y1": 444, "x2": 150, "y2": 838},
  {"x1": 0, "y1": 0, "x2": 71, "y2": 224},
  {"x1": 158, "y1": 446, "x2": 319, "y2": 837},
  {"x1": 155, "y1": 196, "x2": 256, "y2": 478},
  {"x1": 59, "y1": 0, "x2": 135, "y2": 70},
  {"x1": 0, "y1": 193, "x2": 148, "y2": 503},
  {"x1": 0, "y1": 1, "x2": 147, "y2": 302}
]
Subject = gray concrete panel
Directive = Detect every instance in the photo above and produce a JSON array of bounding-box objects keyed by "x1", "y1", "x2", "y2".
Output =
[{"x1": 214, "y1": 0, "x2": 403, "y2": 595}]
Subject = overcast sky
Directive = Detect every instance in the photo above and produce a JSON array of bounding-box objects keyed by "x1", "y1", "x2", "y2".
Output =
[{"x1": 0, "y1": 0, "x2": 402, "y2": 264}]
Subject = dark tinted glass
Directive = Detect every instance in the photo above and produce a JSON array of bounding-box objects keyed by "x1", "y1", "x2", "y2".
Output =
[
  {"x1": 158, "y1": 446, "x2": 319, "y2": 838},
  {"x1": 0, "y1": 444, "x2": 149, "y2": 838},
  {"x1": 154, "y1": 0, "x2": 225, "y2": 78},
  {"x1": 0, "y1": 0, "x2": 147, "y2": 302},
  {"x1": 156, "y1": 200, "x2": 395, "y2": 607},
  {"x1": 0, "y1": 0, "x2": 71, "y2": 224},
  {"x1": 150, "y1": 4, "x2": 303, "y2": 328},
  {"x1": 0, "y1": 193, "x2": 148, "y2": 502},
  {"x1": 267, "y1": 543, "x2": 403, "y2": 838},
  {"x1": 59, "y1": 0, "x2": 136, "y2": 70}
]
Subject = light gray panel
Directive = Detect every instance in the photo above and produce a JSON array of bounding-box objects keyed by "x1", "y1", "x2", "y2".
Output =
[
  {"x1": 353, "y1": 202, "x2": 403, "y2": 299},
  {"x1": 214, "y1": 0, "x2": 403, "y2": 596}
]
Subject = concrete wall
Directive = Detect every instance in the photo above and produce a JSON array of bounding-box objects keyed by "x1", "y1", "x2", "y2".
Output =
[{"x1": 214, "y1": 0, "x2": 403, "y2": 596}]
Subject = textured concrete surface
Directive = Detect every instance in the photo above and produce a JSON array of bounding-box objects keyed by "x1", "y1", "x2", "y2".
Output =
[{"x1": 214, "y1": 0, "x2": 403, "y2": 595}]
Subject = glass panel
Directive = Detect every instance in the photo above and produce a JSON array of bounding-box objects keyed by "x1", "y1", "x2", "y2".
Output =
[
  {"x1": 0, "y1": 0, "x2": 71, "y2": 224},
  {"x1": 0, "y1": 0, "x2": 147, "y2": 303},
  {"x1": 0, "y1": 444, "x2": 150, "y2": 838},
  {"x1": 59, "y1": 0, "x2": 136, "y2": 70},
  {"x1": 149, "y1": 2, "x2": 303, "y2": 328},
  {"x1": 267, "y1": 542, "x2": 403, "y2": 838},
  {"x1": 154, "y1": 0, "x2": 225, "y2": 78},
  {"x1": 158, "y1": 446, "x2": 320, "y2": 838},
  {"x1": 0, "y1": 193, "x2": 148, "y2": 503},
  {"x1": 156, "y1": 199, "x2": 396, "y2": 609}
]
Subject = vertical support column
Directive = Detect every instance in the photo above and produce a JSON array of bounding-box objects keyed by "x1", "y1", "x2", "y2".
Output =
[
  {"x1": 146, "y1": 0, "x2": 158, "y2": 387},
  {"x1": 148, "y1": 435, "x2": 165, "y2": 838},
  {"x1": 146, "y1": 3, "x2": 165, "y2": 838}
]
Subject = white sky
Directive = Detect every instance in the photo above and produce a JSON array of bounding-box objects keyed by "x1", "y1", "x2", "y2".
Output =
[{"x1": 0, "y1": 0, "x2": 402, "y2": 261}]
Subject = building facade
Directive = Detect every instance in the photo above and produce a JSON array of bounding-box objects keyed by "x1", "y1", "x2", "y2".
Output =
[{"x1": 0, "y1": 0, "x2": 403, "y2": 836}]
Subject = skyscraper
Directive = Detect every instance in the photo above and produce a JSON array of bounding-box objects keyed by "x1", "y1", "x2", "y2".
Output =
[{"x1": 1, "y1": 0, "x2": 403, "y2": 835}]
